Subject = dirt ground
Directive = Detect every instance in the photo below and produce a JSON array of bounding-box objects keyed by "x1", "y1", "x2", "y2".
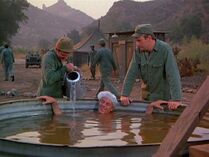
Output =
[{"x1": 0, "y1": 59, "x2": 208, "y2": 105}]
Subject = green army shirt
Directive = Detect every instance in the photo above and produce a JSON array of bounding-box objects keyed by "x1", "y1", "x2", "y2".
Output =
[
  {"x1": 1, "y1": 48, "x2": 14, "y2": 65},
  {"x1": 0, "y1": 46, "x2": 4, "y2": 61},
  {"x1": 122, "y1": 39, "x2": 182, "y2": 101},
  {"x1": 88, "y1": 49, "x2": 97, "y2": 66},
  {"x1": 92, "y1": 47, "x2": 117, "y2": 77},
  {"x1": 37, "y1": 49, "x2": 68, "y2": 98}
]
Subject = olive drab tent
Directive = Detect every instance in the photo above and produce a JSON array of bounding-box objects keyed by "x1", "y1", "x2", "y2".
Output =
[{"x1": 73, "y1": 30, "x2": 107, "y2": 67}]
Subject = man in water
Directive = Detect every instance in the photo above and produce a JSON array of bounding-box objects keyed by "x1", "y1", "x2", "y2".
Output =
[
  {"x1": 97, "y1": 91, "x2": 118, "y2": 114},
  {"x1": 37, "y1": 91, "x2": 118, "y2": 115}
]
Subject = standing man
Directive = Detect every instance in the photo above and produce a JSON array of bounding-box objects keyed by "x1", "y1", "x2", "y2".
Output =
[
  {"x1": 0, "y1": 44, "x2": 4, "y2": 60},
  {"x1": 92, "y1": 38, "x2": 120, "y2": 98},
  {"x1": 37, "y1": 36, "x2": 77, "y2": 98},
  {"x1": 0, "y1": 43, "x2": 5, "y2": 73},
  {"x1": 89, "y1": 45, "x2": 97, "y2": 80},
  {"x1": 1, "y1": 43, "x2": 15, "y2": 81},
  {"x1": 120, "y1": 24, "x2": 182, "y2": 110}
]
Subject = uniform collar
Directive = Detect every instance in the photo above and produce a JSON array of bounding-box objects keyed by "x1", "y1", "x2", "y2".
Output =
[
  {"x1": 53, "y1": 49, "x2": 62, "y2": 63},
  {"x1": 153, "y1": 39, "x2": 160, "y2": 52}
]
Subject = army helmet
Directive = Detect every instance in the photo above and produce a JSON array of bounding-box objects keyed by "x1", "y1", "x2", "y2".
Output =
[{"x1": 55, "y1": 37, "x2": 74, "y2": 53}]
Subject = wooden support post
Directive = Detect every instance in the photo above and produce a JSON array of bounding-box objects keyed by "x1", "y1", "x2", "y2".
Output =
[
  {"x1": 153, "y1": 76, "x2": 209, "y2": 157},
  {"x1": 118, "y1": 40, "x2": 126, "y2": 81}
]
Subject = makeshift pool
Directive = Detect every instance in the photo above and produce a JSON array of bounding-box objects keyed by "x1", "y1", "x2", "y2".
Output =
[{"x1": 0, "y1": 99, "x2": 209, "y2": 157}]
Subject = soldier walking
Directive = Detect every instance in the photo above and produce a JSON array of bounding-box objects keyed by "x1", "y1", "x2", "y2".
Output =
[
  {"x1": 89, "y1": 45, "x2": 97, "y2": 80},
  {"x1": 0, "y1": 43, "x2": 15, "y2": 81},
  {"x1": 92, "y1": 38, "x2": 120, "y2": 98}
]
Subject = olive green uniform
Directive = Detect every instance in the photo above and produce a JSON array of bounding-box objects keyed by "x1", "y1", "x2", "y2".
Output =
[
  {"x1": 88, "y1": 49, "x2": 97, "y2": 79},
  {"x1": 0, "y1": 46, "x2": 4, "y2": 61},
  {"x1": 37, "y1": 49, "x2": 68, "y2": 98},
  {"x1": 1, "y1": 47, "x2": 14, "y2": 80},
  {"x1": 92, "y1": 47, "x2": 120, "y2": 97},
  {"x1": 122, "y1": 39, "x2": 182, "y2": 101}
]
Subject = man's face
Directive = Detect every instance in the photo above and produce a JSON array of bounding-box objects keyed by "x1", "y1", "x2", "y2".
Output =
[
  {"x1": 56, "y1": 49, "x2": 70, "y2": 61},
  {"x1": 135, "y1": 35, "x2": 150, "y2": 52},
  {"x1": 98, "y1": 97, "x2": 114, "y2": 114}
]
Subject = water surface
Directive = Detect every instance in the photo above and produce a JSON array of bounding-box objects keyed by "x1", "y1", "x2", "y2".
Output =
[{"x1": 0, "y1": 111, "x2": 208, "y2": 147}]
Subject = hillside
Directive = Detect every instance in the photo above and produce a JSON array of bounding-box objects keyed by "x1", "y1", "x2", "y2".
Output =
[
  {"x1": 44, "y1": 0, "x2": 93, "y2": 28},
  {"x1": 11, "y1": 1, "x2": 94, "y2": 48},
  {"x1": 11, "y1": 0, "x2": 209, "y2": 48},
  {"x1": 87, "y1": 0, "x2": 209, "y2": 41}
]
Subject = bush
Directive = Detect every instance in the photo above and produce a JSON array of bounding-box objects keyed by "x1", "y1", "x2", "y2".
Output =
[
  {"x1": 13, "y1": 47, "x2": 28, "y2": 59},
  {"x1": 177, "y1": 37, "x2": 209, "y2": 74}
]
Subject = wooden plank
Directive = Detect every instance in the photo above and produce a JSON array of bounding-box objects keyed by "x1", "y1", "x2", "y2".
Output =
[
  {"x1": 189, "y1": 144, "x2": 209, "y2": 157},
  {"x1": 153, "y1": 76, "x2": 209, "y2": 157},
  {"x1": 203, "y1": 111, "x2": 209, "y2": 121}
]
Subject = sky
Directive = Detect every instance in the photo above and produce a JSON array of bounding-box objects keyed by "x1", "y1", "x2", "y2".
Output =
[{"x1": 27, "y1": 0, "x2": 150, "y2": 19}]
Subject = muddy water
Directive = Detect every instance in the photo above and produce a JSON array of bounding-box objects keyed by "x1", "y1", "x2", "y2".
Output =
[{"x1": 0, "y1": 111, "x2": 209, "y2": 147}]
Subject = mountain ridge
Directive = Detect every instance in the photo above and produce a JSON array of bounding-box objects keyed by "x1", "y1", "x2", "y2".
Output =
[
  {"x1": 87, "y1": 0, "x2": 209, "y2": 41},
  {"x1": 11, "y1": 0, "x2": 94, "y2": 48},
  {"x1": 12, "y1": 0, "x2": 209, "y2": 48}
]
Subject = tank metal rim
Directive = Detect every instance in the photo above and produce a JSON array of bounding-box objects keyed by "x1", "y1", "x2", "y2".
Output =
[{"x1": 0, "y1": 99, "x2": 197, "y2": 157}]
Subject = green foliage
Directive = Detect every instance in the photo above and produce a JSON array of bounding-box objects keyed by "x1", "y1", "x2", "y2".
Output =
[
  {"x1": 113, "y1": 21, "x2": 132, "y2": 32},
  {"x1": 14, "y1": 47, "x2": 28, "y2": 54},
  {"x1": 81, "y1": 25, "x2": 98, "y2": 38},
  {"x1": 171, "y1": 15, "x2": 202, "y2": 43},
  {"x1": 178, "y1": 37, "x2": 209, "y2": 72},
  {"x1": 202, "y1": 0, "x2": 209, "y2": 14},
  {"x1": 38, "y1": 39, "x2": 51, "y2": 49},
  {"x1": 67, "y1": 29, "x2": 80, "y2": 45},
  {"x1": 0, "y1": 0, "x2": 29, "y2": 43}
]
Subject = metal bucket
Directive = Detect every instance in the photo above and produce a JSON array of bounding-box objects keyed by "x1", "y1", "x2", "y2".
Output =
[
  {"x1": 63, "y1": 71, "x2": 85, "y2": 99},
  {"x1": 0, "y1": 99, "x2": 208, "y2": 157}
]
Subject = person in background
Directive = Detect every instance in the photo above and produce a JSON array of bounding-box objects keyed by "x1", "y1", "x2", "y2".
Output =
[
  {"x1": 120, "y1": 24, "x2": 182, "y2": 110},
  {"x1": 37, "y1": 37, "x2": 78, "y2": 98},
  {"x1": 0, "y1": 43, "x2": 15, "y2": 81},
  {"x1": 88, "y1": 45, "x2": 97, "y2": 80},
  {"x1": 37, "y1": 91, "x2": 118, "y2": 115},
  {"x1": 92, "y1": 38, "x2": 120, "y2": 98},
  {"x1": 0, "y1": 43, "x2": 5, "y2": 60},
  {"x1": 0, "y1": 43, "x2": 5, "y2": 74}
]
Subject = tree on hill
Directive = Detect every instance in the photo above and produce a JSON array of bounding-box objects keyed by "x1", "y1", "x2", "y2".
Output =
[
  {"x1": 67, "y1": 29, "x2": 80, "y2": 45},
  {"x1": 171, "y1": 14, "x2": 202, "y2": 43},
  {"x1": 0, "y1": 0, "x2": 29, "y2": 44}
]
